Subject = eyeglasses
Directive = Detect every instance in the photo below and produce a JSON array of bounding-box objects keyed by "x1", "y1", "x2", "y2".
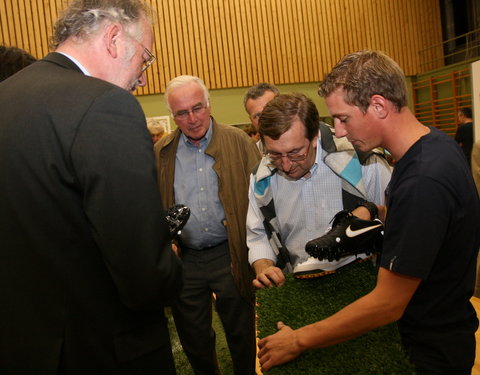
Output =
[
  {"x1": 141, "y1": 47, "x2": 156, "y2": 73},
  {"x1": 173, "y1": 103, "x2": 208, "y2": 120},
  {"x1": 266, "y1": 141, "x2": 311, "y2": 162}
]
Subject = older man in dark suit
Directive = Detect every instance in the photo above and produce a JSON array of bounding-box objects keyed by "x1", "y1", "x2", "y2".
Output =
[{"x1": 0, "y1": 1, "x2": 182, "y2": 374}]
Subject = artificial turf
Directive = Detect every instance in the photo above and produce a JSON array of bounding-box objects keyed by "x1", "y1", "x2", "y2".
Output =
[{"x1": 256, "y1": 259, "x2": 416, "y2": 374}]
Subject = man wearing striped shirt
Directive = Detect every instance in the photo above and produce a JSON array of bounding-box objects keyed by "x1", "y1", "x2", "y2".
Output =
[{"x1": 246, "y1": 93, "x2": 391, "y2": 288}]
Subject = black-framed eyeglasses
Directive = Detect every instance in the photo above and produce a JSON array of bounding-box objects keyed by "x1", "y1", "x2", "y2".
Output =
[
  {"x1": 173, "y1": 103, "x2": 208, "y2": 120},
  {"x1": 142, "y1": 47, "x2": 156, "y2": 73},
  {"x1": 266, "y1": 141, "x2": 311, "y2": 162}
]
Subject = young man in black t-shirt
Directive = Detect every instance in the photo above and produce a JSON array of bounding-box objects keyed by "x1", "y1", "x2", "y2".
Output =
[{"x1": 256, "y1": 50, "x2": 480, "y2": 375}]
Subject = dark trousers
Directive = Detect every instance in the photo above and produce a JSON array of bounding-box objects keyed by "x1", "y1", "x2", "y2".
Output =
[{"x1": 172, "y1": 241, "x2": 256, "y2": 375}]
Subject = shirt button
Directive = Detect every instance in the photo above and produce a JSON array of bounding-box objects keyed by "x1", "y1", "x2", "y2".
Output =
[
  {"x1": 199, "y1": 168, "x2": 203, "y2": 172},
  {"x1": 205, "y1": 228, "x2": 209, "y2": 232}
]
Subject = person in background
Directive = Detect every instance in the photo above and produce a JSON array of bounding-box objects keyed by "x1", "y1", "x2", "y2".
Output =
[
  {"x1": 147, "y1": 117, "x2": 167, "y2": 144},
  {"x1": 455, "y1": 107, "x2": 474, "y2": 166},
  {"x1": 243, "y1": 82, "x2": 280, "y2": 152},
  {"x1": 245, "y1": 124, "x2": 260, "y2": 142},
  {"x1": 472, "y1": 139, "x2": 480, "y2": 195},
  {"x1": 0, "y1": 1, "x2": 183, "y2": 374},
  {"x1": 257, "y1": 50, "x2": 480, "y2": 375},
  {"x1": 0, "y1": 45, "x2": 36, "y2": 82},
  {"x1": 247, "y1": 93, "x2": 391, "y2": 286},
  {"x1": 155, "y1": 75, "x2": 261, "y2": 375}
]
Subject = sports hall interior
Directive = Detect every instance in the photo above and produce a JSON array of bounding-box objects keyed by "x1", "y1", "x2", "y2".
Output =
[{"x1": 2, "y1": 0, "x2": 480, "y2": 373}]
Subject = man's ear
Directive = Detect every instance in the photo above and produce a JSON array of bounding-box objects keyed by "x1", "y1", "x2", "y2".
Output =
[
  {"x1": 104, "y1": 23, "x2": 122, "y2": 59},
  {"x1": 369, "y1": 95, "x2": 389, "y2": 119}
]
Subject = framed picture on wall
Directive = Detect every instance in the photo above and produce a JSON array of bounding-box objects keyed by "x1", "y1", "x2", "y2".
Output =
[{"x1": 146, "y1": 115, "x2": 172, "y2": 134}]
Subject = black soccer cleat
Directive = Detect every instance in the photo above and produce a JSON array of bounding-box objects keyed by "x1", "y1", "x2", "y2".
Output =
[
  {"x1": 305, "y1": 210, "x2": 384, "y2": 262},
  {"x1": 166, "y1": 204, "x2": 191, "y2": 237}
]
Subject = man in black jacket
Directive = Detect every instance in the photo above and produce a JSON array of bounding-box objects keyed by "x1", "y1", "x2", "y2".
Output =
[{"x1": 0, "y1": 1, "x2": 182, "y2": 374}]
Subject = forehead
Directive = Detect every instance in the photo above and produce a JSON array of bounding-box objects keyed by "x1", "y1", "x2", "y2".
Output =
[
  {"x1": 325, "y1": 88, "x2": 358, "y2": 116},
  {"x1": 264, "y1": 118, "x2": 306, "y2": 151},
  {"x1": 246, "y1": 91, "x2": 276, "y2": 113},
  {"x1": 168, "y1": 82, "x2": 205, "y2": 110}
]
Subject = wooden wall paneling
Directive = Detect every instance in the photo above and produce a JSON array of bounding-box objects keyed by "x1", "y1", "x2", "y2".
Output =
[
  {"x1": 0, "y1": 0, "x2": 446, "y2": 93},
  {"x1": 273, "y1": 0, "x2": 287, "y2": 85},
  {"x1": 179, "y1": 0, "x2": 192, "y2": 76},
  {"x1": 172, "y1": 1, "x2": 186, "y2": 76},
  {"x1": 203, "y1": 0, "x2": 215, "y2": 88},
  {"x1": 344, "y1": 0, "x2": 355, "y2": 53},
  {"x1": 208, "y1": 0, "x2": 222, "y2": 89},
  {"x1": 318, "y1": 0, "x2": 333, "y2": 76},
  {"x1": 268, "y1": 0, "x2": 285, "y2": 84},
  {"x1": 259, "y1": 0, "x2": 274, "y2": 84},
  {"x1": 284, "y1": 0, "x2": 298, "y2": 83},
  {"x1": 365, "y1": 0, "x2": 379, "y2": 52},
  {"x1": 275, "y1": 0, "x2": 288, "y2": 83},
  {"x1": 4, "y1": 0, "x2": 16, "y2": 46},
  {"x1": 249, "y1": 0, "x2": 263, "y2": 85},
  {"x1": 349, "y1": 0, "x2": 360, "y2": 49},
  {"x1": 398, "y1": 1, "x2": 410, "y2": 70},
  {"x1": 310, "y1": 0, "x2": 323, "y2": 79},
  {"x1": 191, "y1": 0, "x2": 203, "y2": 79},
  {"x1": 356, "y1": 0, "x2": 368, "y2": 49},
  {"x1": 211, "y1": 0, "x2": 225, "y2": 88},
  {"x1": 265, "y1": 0, "x2": 279, "y2": 85},
  {"x1": 195, "y1": 0, "x2": 209, "y2": 86},
  {"x1": 304, "y1": 0, "x2": 318, "y2": 80},
  {"x1": 148, "y1": 0, "x2": 163, "y2": 93},
  {"x1": 331, "y1": 0, "x2": 344, "y2": 65},
  {"x1": 18, "y1": 0, "x2": 30, "y2": 54},
  {"x1": 250, "y1": 0, "x2": 268, "y2": 84},
  {"x1": 12, "y1": 0, "x2": 23, "y2": 48},
  {"x1": 29, "y1": 0, "x2": 44, "y2": 58},
  {"x1": 231, "y1": 0, "x2": 246, "y2": 87},
  {"x1": 237, "y1": 0, "x2": 253, "y2": 86},
  {"x1": 299, "y1": 0, "x2": 313, "y2": 82},
  {"x1": 286, "y1": 0, "x2": 305, "y2": 82},
  {"x1": 146, "y1": 0, "x2": 160, "y2": 94},
  {"x1": 158, "y1": 0, "x2": 173, "y2": 88},
  {"x1": 226, "y1": 0, "x2": 237, "y2": 86},
  {"x1": 0, "y1": 0, "x2": 10, "y2": 46}
]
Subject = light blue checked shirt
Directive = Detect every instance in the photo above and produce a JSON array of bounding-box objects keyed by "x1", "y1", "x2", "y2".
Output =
[{"x1": 247, "y1": 136, "x2": 391, "y2": 268}]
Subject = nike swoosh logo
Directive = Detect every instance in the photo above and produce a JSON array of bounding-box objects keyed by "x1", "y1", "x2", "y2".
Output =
[{"x1": 345, "y1": 223, "x2": 383, "y2": 238}]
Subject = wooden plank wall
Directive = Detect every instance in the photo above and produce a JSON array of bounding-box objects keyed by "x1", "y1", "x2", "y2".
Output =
[{"x1": 1, "y1": 0, "x2": 443, "y2": 95}]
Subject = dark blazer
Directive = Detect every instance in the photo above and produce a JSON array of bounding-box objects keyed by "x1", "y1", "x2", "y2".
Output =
[{"x1": 0, "y1": 53, "x2": 183, "y2": 374}]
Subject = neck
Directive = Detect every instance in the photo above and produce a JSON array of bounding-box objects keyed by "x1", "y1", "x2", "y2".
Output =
[{"x1": 382, "y1": 108, "x2": 430, "y2": 162}]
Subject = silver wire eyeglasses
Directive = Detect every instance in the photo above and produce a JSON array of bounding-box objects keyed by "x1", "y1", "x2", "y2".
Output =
[
  {"x1": 173, "y1": 103, "x2": 208, "y2": 120},
  {"x1": 142, "y1": 47, "x2": 156, "y2": 73},
  {"x1": 266, "y1": 141, "x2": 311, "y2": 162}
]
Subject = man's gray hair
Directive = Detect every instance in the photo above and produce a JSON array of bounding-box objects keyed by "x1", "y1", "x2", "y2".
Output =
[
  {"x1": 243, "y1": 82, "x2": 279, "y2": 110},
  {"x1": 51, "y1": 0, "x2": 152, "y2": 49},
  {"x1": 165, "y1": 75, "x2": 210, "y2": 114}
]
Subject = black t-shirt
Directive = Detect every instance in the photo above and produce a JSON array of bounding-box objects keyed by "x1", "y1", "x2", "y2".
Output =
[
  {"x1": 455, "y1": 121, "x2": 473, "y2": 165},
  {"x1": 380, "y1": 127, "x2": 480, "y2": 372}
]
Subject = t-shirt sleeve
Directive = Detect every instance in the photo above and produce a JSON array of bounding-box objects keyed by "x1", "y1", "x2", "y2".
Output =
[{"x1": 380, "y1": 174, "x2": 452, "y2": 279}]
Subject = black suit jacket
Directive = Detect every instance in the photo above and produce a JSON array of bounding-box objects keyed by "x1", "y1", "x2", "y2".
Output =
[{"x1": 0, "y1": 53, "x2": 183, "y2": 374}]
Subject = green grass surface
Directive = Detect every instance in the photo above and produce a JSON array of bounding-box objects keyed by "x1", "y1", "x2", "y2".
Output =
[
  {"x1": 167, "y1": 306, "x2": 233, "y2": 374},
  {"x1": 256, "y1": 260, "x2": 416, "y2": 375}
]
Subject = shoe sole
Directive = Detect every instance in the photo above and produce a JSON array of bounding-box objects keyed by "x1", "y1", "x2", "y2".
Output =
[{"x1": 293, "y1": 256, "x2": 373, "y2": 279}]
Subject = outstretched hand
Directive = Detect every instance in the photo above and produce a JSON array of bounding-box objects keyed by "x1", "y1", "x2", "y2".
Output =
[{"x1": 257, "y1": 321, "x2": 303, "y2": 372}]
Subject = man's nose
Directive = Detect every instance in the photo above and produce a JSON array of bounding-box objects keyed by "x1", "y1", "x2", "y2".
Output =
[{"x1": 334, "y1": 120, "x2": 347, "y2": 138}]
